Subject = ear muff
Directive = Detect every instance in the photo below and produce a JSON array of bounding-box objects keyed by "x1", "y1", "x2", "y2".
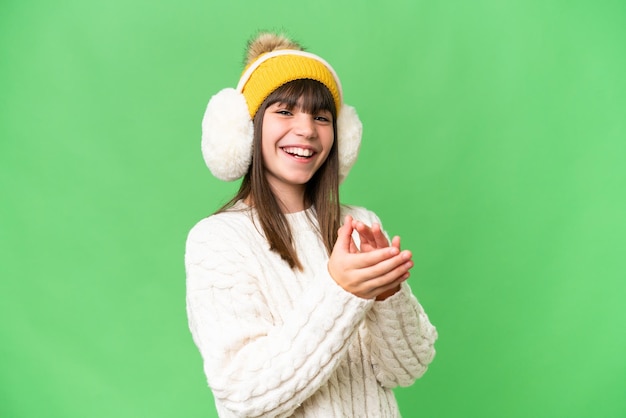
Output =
[
  {"x1": 337, "y1": 104, "x2": 362, "y2": 184},
  {"x1": 201, "y1": 88, "x2": 254, "y2": 181}
]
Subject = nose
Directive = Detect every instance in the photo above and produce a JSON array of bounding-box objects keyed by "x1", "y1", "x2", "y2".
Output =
[{"x1": 292, "y1": 113, "x2": 316, "y2": 139}]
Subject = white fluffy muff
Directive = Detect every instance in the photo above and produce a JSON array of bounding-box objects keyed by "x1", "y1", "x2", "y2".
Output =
[
  {"x1": 201, "y1": 88, "x2": 254, "y2": 181},
  {"x1": 337, "y1": 104, "x2": 363, "y2": 183}
]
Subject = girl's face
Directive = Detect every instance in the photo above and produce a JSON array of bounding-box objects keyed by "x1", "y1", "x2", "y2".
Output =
[{"x1": 261, "y1": 100, "x2": 335, "y2": 195}]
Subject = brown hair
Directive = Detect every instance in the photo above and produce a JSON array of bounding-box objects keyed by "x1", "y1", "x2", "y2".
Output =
[{"x1": 218, "y1": 79, "x2": 340, "y2": 270}]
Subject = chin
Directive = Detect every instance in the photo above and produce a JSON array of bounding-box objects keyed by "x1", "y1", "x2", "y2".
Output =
[
  {"x1": 283, "y1": 172, "x2": 315, "y2": 185},
  {"x1": 289, "y1": 177, "x2": 313, "y2": 186}
]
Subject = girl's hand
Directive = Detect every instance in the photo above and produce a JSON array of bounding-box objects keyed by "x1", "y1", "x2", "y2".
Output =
[
  {"x1": 352, "y1": 220, "x2": 396, "y2": 252},
  {"x1": 352, "y1": 220, "x2": 407, "y2": 300},
  {"x1": 352, "y1": 219, "x2": 389, "y2": 252},
  {"x1": 328, "y1": 216, "x2": 413, "y2": 300}
]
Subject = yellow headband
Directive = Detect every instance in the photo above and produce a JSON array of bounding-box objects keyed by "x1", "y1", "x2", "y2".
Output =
[{"x1": 236, "y1": 50, "x2": 343, "y2": 118}]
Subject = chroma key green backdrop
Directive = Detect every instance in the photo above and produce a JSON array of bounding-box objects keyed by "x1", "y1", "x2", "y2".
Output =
[{"x1": 1, "y1": 1, "x2": 625, "y2": 417}]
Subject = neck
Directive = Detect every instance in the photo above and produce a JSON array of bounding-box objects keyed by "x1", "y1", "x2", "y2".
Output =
[
  {"x1": 273, "y1": 184, "x2": 307, "y2": 213},
  {"x1": 245, "y1": 183, "x2": 307, "y2": 214},
  {"x1": 243, "y1": 187, "x2": 306, "y2": 213}
]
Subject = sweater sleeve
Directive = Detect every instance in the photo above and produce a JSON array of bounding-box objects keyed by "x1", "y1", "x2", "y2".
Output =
[
  {"x1": 365, "y1": 283, "x2": 438, "y2": 388},
  {"x1": 185, "y1": 216, "x2": 374, "y2": 418},
  {"x1": 345, "y1": 205, "x2": 438, "y2": 388}
]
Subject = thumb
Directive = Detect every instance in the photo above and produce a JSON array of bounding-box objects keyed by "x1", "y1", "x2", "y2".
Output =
[{"x1": 334, "y1": 215, "x2": 354, "y2": 253}]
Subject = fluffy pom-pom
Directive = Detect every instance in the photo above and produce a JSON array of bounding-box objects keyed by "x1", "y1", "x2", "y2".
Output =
[
  {"x1": 245, "y1": 32, "x2": 302, "y2": 65},
  {"x1": 201, "y1": 88, "x2": 254, "y2": 181},
  {"x1": 337, "y1": 104, "x2": 363, "y2": 183}
]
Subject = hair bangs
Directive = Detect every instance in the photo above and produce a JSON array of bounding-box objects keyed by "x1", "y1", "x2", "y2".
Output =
[{"x1": 265, "y1": 79, "x2": 337, "y2": 117}]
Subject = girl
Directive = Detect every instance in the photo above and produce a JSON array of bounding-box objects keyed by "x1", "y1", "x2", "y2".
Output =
[{"x1": 186, "y1": 33, "x2": 437, "y2": 418}]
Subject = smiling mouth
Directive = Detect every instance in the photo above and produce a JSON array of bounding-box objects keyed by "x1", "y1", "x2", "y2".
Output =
[{"x1": 281, "y1": 147, "x2": 315, "y2": 159}]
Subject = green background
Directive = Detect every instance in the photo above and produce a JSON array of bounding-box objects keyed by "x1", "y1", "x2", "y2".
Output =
[{"x1": 2, "y1": 0, "x2": 625, "y2": 417}]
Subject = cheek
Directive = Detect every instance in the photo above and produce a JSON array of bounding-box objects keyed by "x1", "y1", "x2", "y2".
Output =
[
  {"x1": 324, "y1": 128, "x2": 335, "y2": 150},
  {"x1": 260, "y1": 123, "x2": 275, "y2": 155},
  {"x1": 260, "y1": 137, "x2": 273, "y2": 163},
  {"x1": 257, "y1": 139, "x2": 269, "y2": 169},
  {"x1": 319, "y1": 131, "x2": 335, "y2": 165}
]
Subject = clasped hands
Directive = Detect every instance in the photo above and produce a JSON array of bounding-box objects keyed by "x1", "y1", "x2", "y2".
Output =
[{"x1": 328, "y1": 215, "x2": 414, "y2": 301}]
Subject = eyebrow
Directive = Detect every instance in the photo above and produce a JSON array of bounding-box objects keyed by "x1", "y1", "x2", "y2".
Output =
[{"x1": 270, "y1": 100, "x2": 333, "y2": 115}]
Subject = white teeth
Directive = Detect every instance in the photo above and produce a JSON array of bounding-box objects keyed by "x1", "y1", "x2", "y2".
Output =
[{"x1": 282, "y1": 147, "x2": 314, "y2": 157}]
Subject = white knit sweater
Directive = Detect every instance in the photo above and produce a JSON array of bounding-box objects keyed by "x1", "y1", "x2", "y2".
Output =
[{"x1": 185, "y1": 202, "x2": 437, "y2": 418}]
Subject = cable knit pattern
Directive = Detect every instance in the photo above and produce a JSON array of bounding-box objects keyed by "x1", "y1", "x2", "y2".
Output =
[{"x1": 185, "y1": 202, "x2": 437, "y2": 417}]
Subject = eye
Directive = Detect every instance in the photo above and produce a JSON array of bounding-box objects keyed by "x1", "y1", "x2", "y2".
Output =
[
  {"x1": 314, "y1": 113, "x2": 332, "y2": 123},
  {"x1": 276, "y1": 110, "x2": 292, "y2": 116}
]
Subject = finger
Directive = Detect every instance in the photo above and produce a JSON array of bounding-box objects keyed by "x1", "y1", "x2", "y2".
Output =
[
  {"x1": 349, "y1": 237, "x2": 358, "y2": 254},
  {"x1": 355, "y1": 264, "x2": 412, "y2": 300},
  {"x1": 334, "y1": 215, "x2": 355, "y2": 253},
  {"x1": 354, "y1": 221, "x2": 376, "y2": 248},
  {"x1": 391, "y1": 236, "x2": 401, "y2": 250},
  {"x1": 344, "y1": 216, "x2": 359, "y2": 253},
  {"x1": 361, "y1": 250, "x2": 413, "y2": 280},
  {"x1": 369, "y1": 264, "x2": 412, "y2": 298},
  {"x1": 374, "y1": 275, "x2": 409, "y2": 300},
  {"x1": 351, "y1": 246, "x2": 401, "y2": 269},
  {"x1": 371, "y1": 223, "x2": 390, "y2": 248}
]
